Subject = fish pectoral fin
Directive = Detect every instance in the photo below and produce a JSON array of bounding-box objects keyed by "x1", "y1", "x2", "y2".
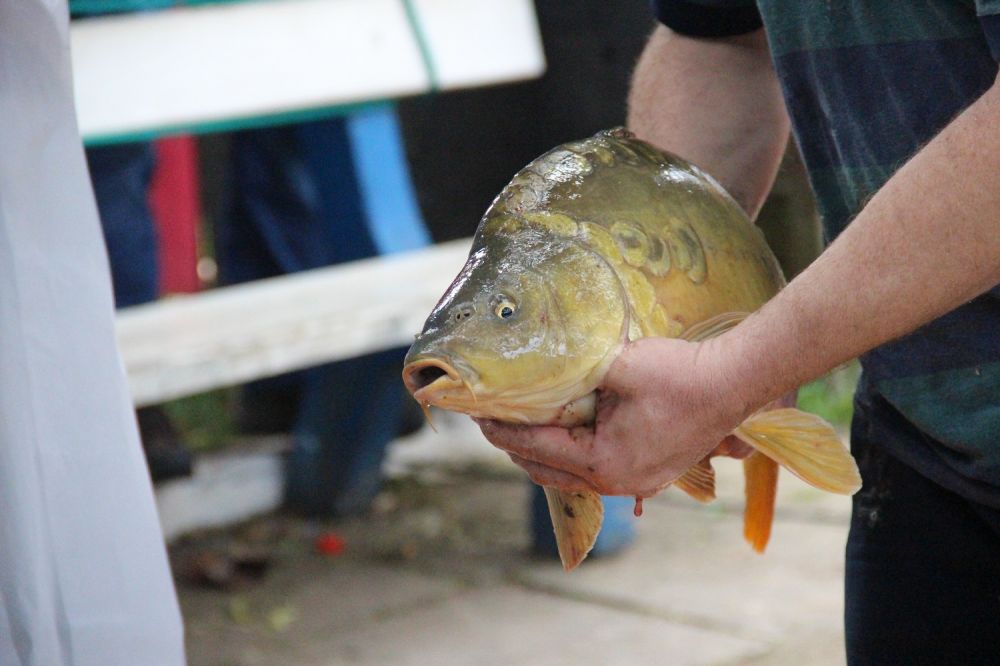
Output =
[
  {"x1": 743, "y1": 452, "x2": 779, "y2": 553},
  {"x1": 673, "y1": 457, "x2": 716, "y2": 502},
  {"x1": 733, "y1": 408, "x2": 861, "y2": 495},
  {"x1": 680, "y1": 311, "x2": 750, "y2": 342},
  {"x1": 543, "y1": 486, "x2": 604, "y2": 571}
]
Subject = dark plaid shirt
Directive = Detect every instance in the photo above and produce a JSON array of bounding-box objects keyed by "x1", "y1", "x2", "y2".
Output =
[{"x1": 656, "y1": 0, "x2": 1000, "y2": 505}]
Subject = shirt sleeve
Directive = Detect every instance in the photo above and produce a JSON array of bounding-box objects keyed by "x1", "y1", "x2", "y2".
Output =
[
  {"x1": 975, "y1": 0, "x2": 1000, "y2": 60},
  {"x1": 651, "y1": 0, "x2": 762, "y2": 38}
]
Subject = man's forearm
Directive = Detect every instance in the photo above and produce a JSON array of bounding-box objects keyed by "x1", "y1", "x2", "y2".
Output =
[
  {"x1": 718, "y1": 74, "x2": 1000, "y2": 417},
  {"x1": 627, "y1": 25, "x2": 789, "y2": 218}
]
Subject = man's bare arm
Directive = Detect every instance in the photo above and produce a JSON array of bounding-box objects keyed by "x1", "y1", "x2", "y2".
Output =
[
  {"x1": 628, "y1": 25, "x2": 789, "y2": 218},
  {"x1": 717, "y1": 72, "x2": 1000, "y2": 418}
]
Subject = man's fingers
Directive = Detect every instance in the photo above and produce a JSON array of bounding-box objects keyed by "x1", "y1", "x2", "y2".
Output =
[
  {"x1": 506, "y1": 454, "x2": 597, "y2": 493},
  {"x1": 475, "y1": 418, "x2": 596, "y2": 477}
]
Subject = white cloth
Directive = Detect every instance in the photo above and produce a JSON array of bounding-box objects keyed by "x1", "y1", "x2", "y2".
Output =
[{"x1": 0, "y1": 1, "x2": 185, "y2": 663}]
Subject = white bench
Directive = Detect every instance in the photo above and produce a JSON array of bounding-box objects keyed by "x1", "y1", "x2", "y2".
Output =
[
  {"x1": 118, "y1": 238, "x2": 471, "y2": 407},
  {"x1": 122, "y1": 239, "x2": 473, "y2": 539}
]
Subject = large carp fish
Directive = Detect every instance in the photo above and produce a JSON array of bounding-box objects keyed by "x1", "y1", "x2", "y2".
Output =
[{"x1": 402, "y1": 128, "x2": 861, "y2": 571}]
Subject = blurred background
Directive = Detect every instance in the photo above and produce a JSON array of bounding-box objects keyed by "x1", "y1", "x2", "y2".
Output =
[{"x1": 72, "y1": 1, "x2": 857, "y2": 664}]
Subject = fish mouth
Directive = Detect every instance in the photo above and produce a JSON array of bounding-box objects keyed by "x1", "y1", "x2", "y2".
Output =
[{"x1": 402, "y1": 357, "x2": 470, "y2": 404}]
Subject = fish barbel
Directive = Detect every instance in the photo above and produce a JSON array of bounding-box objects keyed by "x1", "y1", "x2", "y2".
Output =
[{"x1": 402, "y1": 128, "x2": 861, "y2": 571}]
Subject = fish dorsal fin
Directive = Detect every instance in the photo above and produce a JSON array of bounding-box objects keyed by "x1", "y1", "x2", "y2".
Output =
[
  {"x1": 543, "y1": 487, "x2": 604, "y2": 571},
  {"x1": 732, "y1": 408, "x2": 861, "y2": 495},
  {"x1": 673, "y1": 457, "x2": 716, "y2": 502},
  {"x1": 680, "y1": 311, "x2": 750, "y2": 342},
  {"x1": 742, "y1": 452, "x2": 779, "y2": 553}
]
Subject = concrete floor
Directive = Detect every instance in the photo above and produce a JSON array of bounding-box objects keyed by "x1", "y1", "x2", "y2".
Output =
[{"x1": 178, "y1": 415, "x2": 851, "y2": 666}]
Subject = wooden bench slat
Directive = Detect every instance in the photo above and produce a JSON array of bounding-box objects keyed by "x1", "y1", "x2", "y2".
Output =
[
  {"x1": 117, "y1": 239, "x2": 471, "y2": 407},
  {"x1": 72, "y1": 0, "x2": 545, "y2": 142}
]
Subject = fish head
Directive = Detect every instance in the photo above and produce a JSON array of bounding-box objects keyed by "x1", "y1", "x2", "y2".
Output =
[{"x1": 403, "y1": 220, "x2": 628, "y2": 424}]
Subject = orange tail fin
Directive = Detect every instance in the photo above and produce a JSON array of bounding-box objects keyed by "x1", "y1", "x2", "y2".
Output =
[{"x1": 743, "y1": 452, "x2": 779, "y2": 553}]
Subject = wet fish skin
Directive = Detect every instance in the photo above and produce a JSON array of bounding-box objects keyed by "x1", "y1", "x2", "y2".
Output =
[{"x1": 403, "y1": 128, "x2": 860, "y2": 571}]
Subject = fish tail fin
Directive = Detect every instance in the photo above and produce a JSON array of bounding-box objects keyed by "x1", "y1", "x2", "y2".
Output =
[
  {"x1": 543, "y1": 487, "x2": 604, "y2": 571},
  {"x1": 742, "y1": 452, "x2": 778, "y2": 553},
  {"x1": 733, "y1": 408, "x2": 861, "y2": 495},
  {"x1": 673, "y1": 457, "x2": 716, "y2": 503}
]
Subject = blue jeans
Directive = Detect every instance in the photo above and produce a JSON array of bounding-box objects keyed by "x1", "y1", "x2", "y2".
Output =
[
  {"x1": 85, "y1": 142, "x2": 158, "y2": 308},
  {"x1": 216, "y1": 111, "x2": 430, "y2": 515}
]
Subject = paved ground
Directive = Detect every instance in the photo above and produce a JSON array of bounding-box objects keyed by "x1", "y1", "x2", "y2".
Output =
[{"x1": 177, "y1": 414, "x2": 850, "y2": 666}]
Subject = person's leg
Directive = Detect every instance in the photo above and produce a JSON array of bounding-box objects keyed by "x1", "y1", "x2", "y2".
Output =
[
  {"x1": 215, "y1": 125, "x2": 310, "y2": 432},
  {"x1": 216, "y1": 120, "x2": 379, "y2": 434},
  {"x1": 216, "y1": 122, "x2": 373, "y2": 284},
  {"x1": 286, "y1": 348, "x2": 408, "y2": 516},
  {"x1": 845, "y1": 384, "x2": 1000, "y2": 665},
  {"x1": 218, "y1": 115, "x2": 417, "y2": 515},
  {"x1": 85, "y1": 143, "x2": 159, "y2": 308},
  {"x1": 86, "y1": 142, "x2": 192, "y2": 481},
  {"x1": 290, "y1": 111, "x2": 436, "y2": 514}
]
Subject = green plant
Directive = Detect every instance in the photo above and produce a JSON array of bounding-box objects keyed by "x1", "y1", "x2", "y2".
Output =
[{"x1": 796, "y1": 361, "x2": 860, "y2": 428}]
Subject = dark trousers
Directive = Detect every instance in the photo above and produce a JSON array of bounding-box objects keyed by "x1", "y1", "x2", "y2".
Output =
[
  {"x1": 845, "y1": 384, "x2": 1000, "y2": 665},
  {"x1": 217, "y1": 117, "x2": 419, "y2": 515},
  {"x1": 86, "y1": 142, "x2": 158, "y2": 308}
]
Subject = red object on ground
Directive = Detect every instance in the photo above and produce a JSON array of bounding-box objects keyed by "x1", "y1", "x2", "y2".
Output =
[
  {"x1": 149, "y1": 136, "x2": 201, "y2": 295},
  {"x1": 315, "y1": 533, "x2": 346, "y2": 557}
]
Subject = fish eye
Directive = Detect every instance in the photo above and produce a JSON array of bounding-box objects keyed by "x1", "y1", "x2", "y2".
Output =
[{"x1": 493, "y1": 297, "x2": 517, "y2": 319}]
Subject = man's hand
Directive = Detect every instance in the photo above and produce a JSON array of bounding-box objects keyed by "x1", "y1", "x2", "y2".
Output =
[{"x1": 476, "y1": 337, "x2": 752, "y2": 498}]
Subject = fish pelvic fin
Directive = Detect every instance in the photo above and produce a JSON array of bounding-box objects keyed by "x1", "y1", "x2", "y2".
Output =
[
  {"x1": 543, "y1": 486, "x2": 604, "y2": 571},
  {"x1": 742, "y1": 452, "x2": 778, "y2": 553},
  {"x1": 673, "y1": 457, "x2": 716, "y2": 503},
  {"x1": 733, "y1": 408, "x2": 861, "y2": 495}
]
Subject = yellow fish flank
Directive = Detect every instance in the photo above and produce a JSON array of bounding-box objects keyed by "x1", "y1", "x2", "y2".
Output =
[{"x1": 402, "y1": 128, "x2": 861, "y2": 571}]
